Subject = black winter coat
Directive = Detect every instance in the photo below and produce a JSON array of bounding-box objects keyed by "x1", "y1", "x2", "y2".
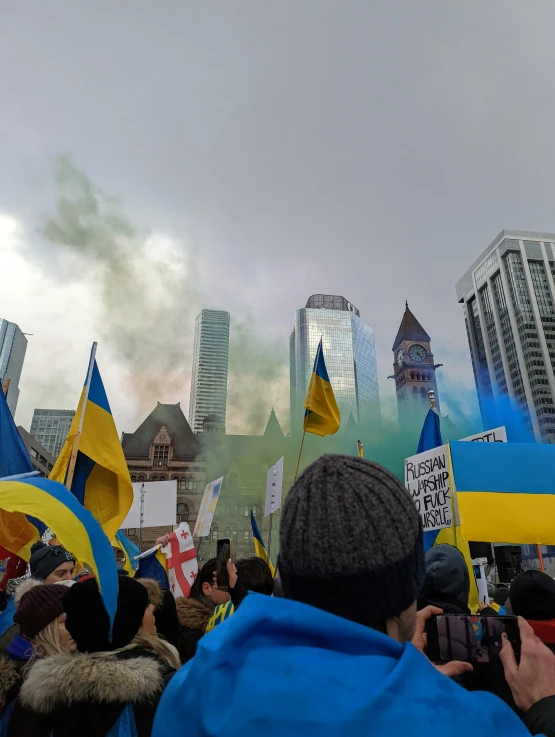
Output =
[{"x1": 7, "y1": 646, "x2": 175, "y2": 737}]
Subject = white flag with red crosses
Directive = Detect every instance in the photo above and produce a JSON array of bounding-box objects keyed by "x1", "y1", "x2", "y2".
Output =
[{"x1": 161, "y1": 522, "x2": 198, "y2": 598}]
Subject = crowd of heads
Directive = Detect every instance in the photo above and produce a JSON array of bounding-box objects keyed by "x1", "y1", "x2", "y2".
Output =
[{"x1": 2, "y1": 453, "x2": 555, "y2": 735}]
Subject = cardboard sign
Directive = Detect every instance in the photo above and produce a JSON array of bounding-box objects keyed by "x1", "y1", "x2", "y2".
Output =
[
  {"x1": 405, "y1": 427, "x2": 507, "y2": 533},
  {"x1": 193, "y1": 477, "x2": 223, "y2": 538},
  {"x1": 264, "y1": 457, "x2": 284, "y2": 517},
  {"x1": 122, "y1": 480, "x2": 177, "y2": 528}
]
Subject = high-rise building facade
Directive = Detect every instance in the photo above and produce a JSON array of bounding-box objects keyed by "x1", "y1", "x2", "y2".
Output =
[
  {"x1": 0, "y1": 319, "x2": 28, "y2": 416},
  {"x1": 30, "y1": 409, "x2": 75, "y2": 458},
  {"x1": 189, "y1": 309, "x2": 230, "y2": 434},
  {"x1": 456, "y1": 230, "x2": 555, "y2": 443},
  {"x1": 290, "y1": 294, "x2": 380, "y2": 431}
]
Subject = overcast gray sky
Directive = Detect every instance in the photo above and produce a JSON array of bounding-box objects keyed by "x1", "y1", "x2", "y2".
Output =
[{"x1": 2, "y1": 1, "x2": 555, "y2": 435}]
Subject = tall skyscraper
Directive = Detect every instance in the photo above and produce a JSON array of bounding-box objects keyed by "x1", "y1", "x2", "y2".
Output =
[
  {"x1": 189, "y1": 309, "x2": 230, "y2": 434},
  {"x1": 290, "y1": 294, "x2": 380, "y2": 431},
  {"x1": 0, "y1": 319, "x2": 28, "y2": 416},
  {"x1": 456, "y1": 230, "x2": 555, "y2": 443},
  {"x1": 392, "y1": 303, "x2": 441, "y2": 430},
  {"x1": 30, "y1": 409, "x2": 75, "y2": 458}
]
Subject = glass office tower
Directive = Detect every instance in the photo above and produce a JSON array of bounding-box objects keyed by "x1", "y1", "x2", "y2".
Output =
[
  {"x1": 0, "y1": 318, "x2": 27, "y2": 416},
  {"x1": 30, "y1": 409, "x2": 75, "y2": 458},
  {"x1": 456, "y1": 230, "x2": 555, "y2": 443},
  {"x1": 189, "y1": 309, "x2": 230, "y2": 433},
  {"x1": 290, "y1": 294, "x2": 380, "y2": 430}
]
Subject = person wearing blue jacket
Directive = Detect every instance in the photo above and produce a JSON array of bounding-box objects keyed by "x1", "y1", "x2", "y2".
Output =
[{"x1": 153, "y1": 454, "x2": 555, "y2": 737}]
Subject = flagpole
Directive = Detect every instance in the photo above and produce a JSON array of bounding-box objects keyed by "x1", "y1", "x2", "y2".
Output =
[
  {"x1": 295, "y1": 338, "x2": 322, "y2": 481},
  {"x1": 538, "y1": 544, "x2": 545, "y2": 572},
  {"x1": 447, "y1": 443, "x2": 457, "y2": 548},
  {"x1": 66, "y1": 342, "x2": 97, "y2": 491},
  {"x1": 267, "y1": 513, "x2": 273, "y2": 561}
]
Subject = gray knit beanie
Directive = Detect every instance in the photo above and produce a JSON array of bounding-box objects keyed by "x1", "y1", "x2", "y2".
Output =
[{"x1": 278, "y1": 454, "x2": 424, "y2": 626}]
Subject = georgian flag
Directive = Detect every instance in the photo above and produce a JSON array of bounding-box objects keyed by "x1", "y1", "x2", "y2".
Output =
[{"x1": 162, "y1": 522, "x2": 198, "y2": 598}]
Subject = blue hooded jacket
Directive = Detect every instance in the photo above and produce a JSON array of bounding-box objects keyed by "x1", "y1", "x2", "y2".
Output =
[{"x1": 153, "y1": 594, "x2": 533, "y2": 737}]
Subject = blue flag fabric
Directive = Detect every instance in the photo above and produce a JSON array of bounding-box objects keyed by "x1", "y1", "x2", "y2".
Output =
[
  {"x1": 0, "y1": 389, "x2": 33, "y2": 479},
  {"x1": 416, "y1": 408, "x2": 443, "y2": 455},
  {"x1": 153, "y1": 594, "x2": 533, "y2": 737},
  {"x1": 416, "y1": 408, "x2": 444, "y2": 551},
  {"x1": 136, "y1": 549, "x2": 169, "y2": 589}
]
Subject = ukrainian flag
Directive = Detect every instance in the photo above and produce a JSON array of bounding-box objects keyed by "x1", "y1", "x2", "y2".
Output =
[
  {"x1": 0, "y1": 476, "x2": 118, "y2": 628},
  {"x1": 136, "y1": 548, "x2": 169, "y2": 589},
  {"x1": 450, "y1": 441, "x2": 555, "y2": 544},
  {"x1": 51, "y1": 350, "x2": 133, "y2": 542},
  {"x1": 250, "y1": 510, "x2": 275, "y2": 576},
  {"x1": 304, "y1": 340, "x2": 340, "y2": 436},
  {"x1": 113, "y1": 530, "x2": 139, "y2": 576}
]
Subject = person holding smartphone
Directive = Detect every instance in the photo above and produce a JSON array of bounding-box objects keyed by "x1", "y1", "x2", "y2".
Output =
[{"x1": 154, "y1": 455, "x2": 555, "y2": 737}]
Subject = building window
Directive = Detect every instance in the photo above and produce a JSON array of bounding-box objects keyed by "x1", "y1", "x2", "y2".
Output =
[
  {"x1": 231, "y1": 528, "x2": 237, "y2": 543},
  {"x1": 228, "y1": 473, "x2": 238, "y2": 494},
  {"x1": 187, "y1": 477, "x2": 194, "y2": 490},
  {"x1": 179, "y1": 477, "x2": 187, "y2": 492},
  {"x1": 159, "y1": 475, "x2": 166, "y2": 481},
  {"x1": 151, "y1": 476, "x2": 158, "y2": 482},
  {"x1": 177, "y1": 503, "x2": 189, "y2": 523},
  {"x1": 29, "y1": 448, "x2": 38, "y2": 459},
  {"x1": 252, "y1": 506, "x2": 257, "y2": 517},
  {"x1": 225, "y1": 526, "x2": 231, "y2": 539},
  {"x1": 127, "y1": 528, "x2": 136, "y2": 536},
  {"x1": 153, "y1": 445, "x2": 169, "y2": 466},
  {"x1": 131, "y1": 476, "x2": 137, "y2": 482},
  {"x1": 211, "y1": 526, "x2": 218, "y2": 542},
  {"x1": 244, "y1": 506, "x2": 249, "y2": 517},
  {"x1": 244, "y1": 530, "x2": 250, "y2": 542},
  {"x1": 137, "y1": 476, "x2": 145, "y2": 483}
]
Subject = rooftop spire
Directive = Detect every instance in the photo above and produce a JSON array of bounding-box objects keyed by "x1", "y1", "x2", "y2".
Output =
[{"x1": 392, "y1": 303, "x2": 431, "y2": 351}]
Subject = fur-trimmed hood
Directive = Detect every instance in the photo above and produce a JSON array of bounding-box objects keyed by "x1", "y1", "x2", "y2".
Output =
[
  {"x1": 137, "y1": 578, "x2": 164, "y2": 610},
  {"x1": 175, "y1": 597, "x2": 211, "y2": 631},
  {"x1": 0, "y1": 657, "x2": 20, "y2": 706},
  {"x1": 19, "y1": 651, "x2": 164, "y2": 714}
]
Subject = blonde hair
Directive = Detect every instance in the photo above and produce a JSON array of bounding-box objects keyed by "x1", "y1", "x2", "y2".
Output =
[
  {"x1": 108, "y1": 631, "x2": 181, "y2": 671},
  {"x1": 33, "y1": 617, "x2": 67, "y2": 658}
]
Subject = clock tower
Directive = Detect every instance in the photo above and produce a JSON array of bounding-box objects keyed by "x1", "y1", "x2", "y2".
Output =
[{"x1": 392, "y1": 302, "x2": 441, "y2": 429}]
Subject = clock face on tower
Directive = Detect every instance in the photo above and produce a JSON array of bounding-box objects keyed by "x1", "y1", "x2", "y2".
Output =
[
  {"x1": 396, "y1": 348, "x2": 404, "y2": 367},
  {"x1": 408, "y1": 344, "x2": 427, "y2": 363}
]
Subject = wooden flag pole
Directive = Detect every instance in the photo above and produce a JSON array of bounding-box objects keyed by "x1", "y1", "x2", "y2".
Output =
[
  {"x1": 294, "y1": 429, "x2": 307, "y2": 481},
  {"x1": 538, "y1": 544, "x2": 545, "y2": 572},
  {"x1": 66, "y1": 342, "x2": 98, "y2": 491},
  {"x1": 446, "y1": 442, "x2": 458, "y2": 549}
]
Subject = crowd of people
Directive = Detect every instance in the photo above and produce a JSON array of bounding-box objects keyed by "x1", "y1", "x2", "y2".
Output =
[{"x1": 1, "y1": 454, "x2": 555, "y2": 735}]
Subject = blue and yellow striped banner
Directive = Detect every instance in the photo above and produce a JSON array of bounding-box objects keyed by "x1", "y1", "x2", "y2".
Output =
[
  {"x1": 51, "y1": 352, "x2": 133, "y2": 542},
  {"x1": 450, "y1": 441, "x2": 555, "y2": 544},
  {"x1": 0, "y1": 476, "x2": 118, "y2": 627},
  {"x1": 250, "y1": 510, "x2": 275, "y2": 576}
]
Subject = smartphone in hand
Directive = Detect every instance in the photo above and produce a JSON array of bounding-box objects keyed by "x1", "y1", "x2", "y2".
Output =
[
  {"x1": 216, "y1": 538, "x2": 232, "y2": 589},
  {"x1": 426, "y1": 615, "x2": 521, "y2": 664}
]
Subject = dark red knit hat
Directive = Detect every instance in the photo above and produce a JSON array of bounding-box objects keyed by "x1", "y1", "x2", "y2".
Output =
[{"x1": 14, "y1": 584, "x2": 67, "y2": 640}]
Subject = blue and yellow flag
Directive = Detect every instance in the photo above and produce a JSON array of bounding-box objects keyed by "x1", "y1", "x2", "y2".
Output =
[
  {"x1": 113, "y1": 530, "x2": 139, "y2": 576},
  {"x1": 0, "y1": 476, "x2": 118, "y2": 628},
  {"x1": 136, "y1": 548, "x2": 169, "y2": 589},
  {"x1": 250, "y1": 510, "x2": 275, "y2": 576},
  {"x1": 450, "y1": 441, "x2": 555, "y2": 544},
  {"x1": 304, "y1": 340, "x2": 340, "y2": 437},
  {"x1": 416, "y1": 410, "x2": 479, "y2": 613},
  {"x1": 51, "y1": 350, "x2": 133, "y2": 542}
]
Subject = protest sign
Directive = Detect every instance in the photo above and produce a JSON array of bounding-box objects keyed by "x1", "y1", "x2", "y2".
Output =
[
  {"x1": 193, "y1": 477, "x2": 223, "y2": 538},
  {"x1": 122, "y1": 480, "x2": 177, "y2": 528},
  {"x1": 264, "y1": 457, "x2": 284, "y2": 517},
  {"x1": 405, "y1": 426, "x2": 506, "y2": 534}
]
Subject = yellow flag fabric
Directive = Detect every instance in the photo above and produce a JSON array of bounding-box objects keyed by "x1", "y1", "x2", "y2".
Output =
[
  {"x1": 50, "y1": 358, "x2": 132, "y2": 542},
  {"x1": 304, "y1": 340, "x2": 340, "y2": 437},
  {"x1": 432, "y1": 526, "x2": 480, "y2": 614}
]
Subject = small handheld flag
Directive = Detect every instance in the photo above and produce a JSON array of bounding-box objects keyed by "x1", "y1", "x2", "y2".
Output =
[
  {"x1": 113, "y1": 530, "x2": 139, "y2": 576},
  {"x1": 250, "y1": 510, "x2": 275, "y2": 576},
  {"x1": 357, "y1": 440, "x2": 364, "y2": 458},
  {"x1": 303, "y1": 339, "x2": 340, "y2": 437},
  {"x1": 162, "y1": 522, "x2": 198, "y2": 598},
  {"x1": 136, "y1": 547, "x2": 169, "y2": 589}
]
